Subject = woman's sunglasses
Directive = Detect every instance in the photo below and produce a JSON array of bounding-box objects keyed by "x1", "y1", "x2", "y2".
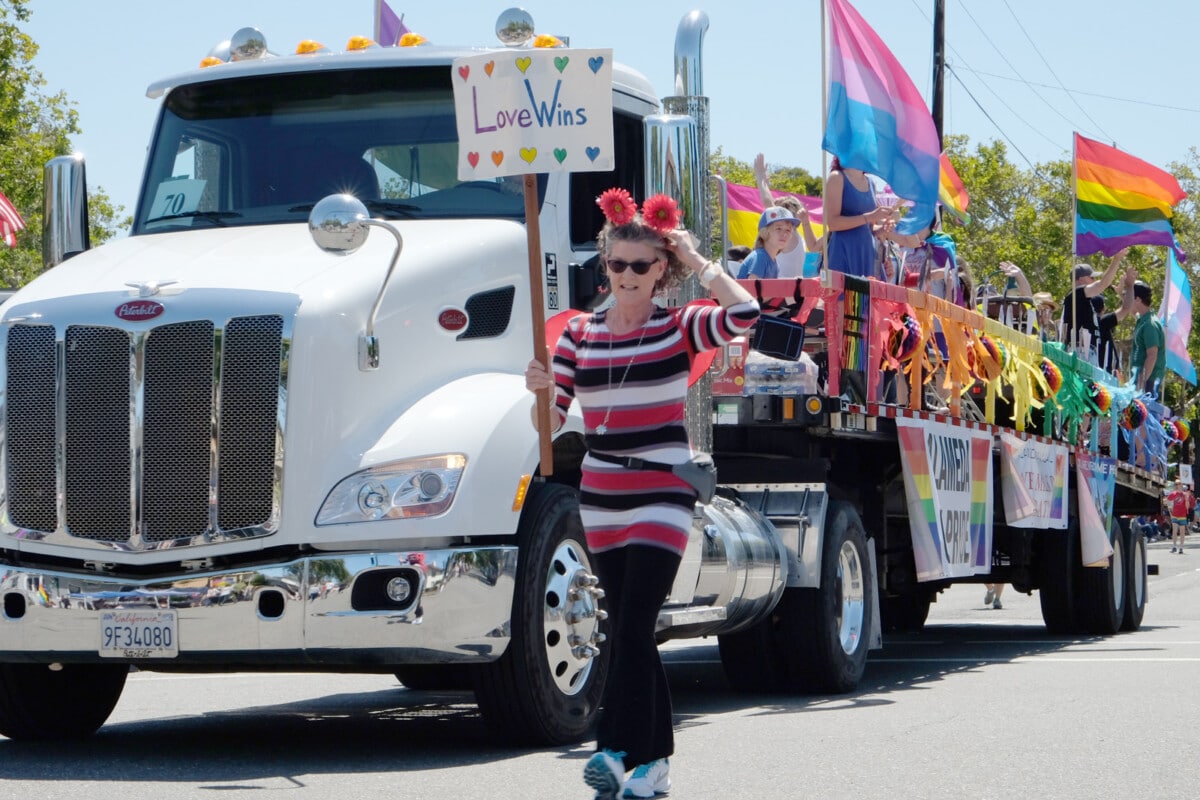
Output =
[{"x1": 604, "y1": 257, "x2": 661, "y2": 275}]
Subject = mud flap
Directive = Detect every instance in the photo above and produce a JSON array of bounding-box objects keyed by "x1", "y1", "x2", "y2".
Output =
[{"x1": 867, "y1": 536, "x2": 882, "y2": 650}]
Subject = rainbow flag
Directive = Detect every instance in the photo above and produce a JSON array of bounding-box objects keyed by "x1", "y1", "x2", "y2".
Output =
[
  {"x1": 822, "y1": 0, "x2": 940, "y2": 236},
  {"x1": 725, "y1": 182, "x2": 824, "y2": 250},
  {"x1": 1074, "y1": 132, "x2": 1186, "y2": 261},
  {"x1": 1159, "y1": 249, "x2": 1196, "y2": 385},
  {"x1": 938, "y1": 152, "x2": 970, "y2": 224}
]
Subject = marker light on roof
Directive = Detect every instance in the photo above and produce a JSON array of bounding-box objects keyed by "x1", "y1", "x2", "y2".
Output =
[
  {"x1": 229, "y1": 27, "x2": 268, "y2": 61},
  {"x1": 346, "y1": 35, "x2": 377, "y2": 52},
  {"x1": 398, "y1": 32, "x2": 428, "y2": 46},
  {"x1": 295, "y1": 39, "x2": 330, "y2": 55},
  {"x1": 199, "y1": 56, "x2": 223, "y2": 68}
]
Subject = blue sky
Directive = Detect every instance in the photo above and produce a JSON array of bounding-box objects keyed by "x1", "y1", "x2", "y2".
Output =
[{"x1": 23, "y1": 0, "x2": 1200, "y2": 218}]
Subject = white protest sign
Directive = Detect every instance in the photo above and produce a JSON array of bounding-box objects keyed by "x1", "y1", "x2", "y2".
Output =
[
  {"x1": 998, "y1": 432, "x2": 1069, "y2": 529},
  {"x1": 452, "y1": 48, "x2": 614, "y2": 179}
]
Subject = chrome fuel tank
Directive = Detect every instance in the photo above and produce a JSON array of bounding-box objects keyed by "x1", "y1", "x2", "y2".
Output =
[{"x1": 657, "y1": 494, "x2": 788, "y2": 638}]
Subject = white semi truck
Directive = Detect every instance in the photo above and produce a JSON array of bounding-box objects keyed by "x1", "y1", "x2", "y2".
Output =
[{"x1": 0, "y1": 11, "x2": 1160, "y2": 744}]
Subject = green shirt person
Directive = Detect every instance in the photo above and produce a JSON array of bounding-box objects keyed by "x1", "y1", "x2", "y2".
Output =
[{"x1": 1130, "y1": 280, "x2": 1166, "y2": 396}]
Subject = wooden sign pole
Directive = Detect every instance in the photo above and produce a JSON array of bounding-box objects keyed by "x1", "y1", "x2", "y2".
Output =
[{"x1": 524, "y1": 173, "x2": 555, "y2": 476}]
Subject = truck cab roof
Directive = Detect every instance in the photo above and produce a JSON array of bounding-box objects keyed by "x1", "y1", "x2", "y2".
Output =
[{"x1": 145, "y1": 44, "x2": 660, "y2": 108}]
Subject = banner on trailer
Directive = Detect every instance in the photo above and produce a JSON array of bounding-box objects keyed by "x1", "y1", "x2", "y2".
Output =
[
  {"x1": 896, "y1": 418, "x2": 994, "y2": 581},
  {"x1": 998, "y1": 432, "x2": 1069, "y2": 529},
  {"x1": 1077, "y1": 451, "x2": 1116, "y2": 566},
  {"x1": 452, "y1": 48, "x2": 614, "y2": 180}
]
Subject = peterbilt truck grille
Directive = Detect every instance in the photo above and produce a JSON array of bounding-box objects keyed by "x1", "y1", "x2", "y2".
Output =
[{"x1": 5, "y1": 315, "x2": 284, "y2": 546}]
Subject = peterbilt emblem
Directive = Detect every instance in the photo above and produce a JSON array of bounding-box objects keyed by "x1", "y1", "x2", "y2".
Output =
[
  {"x1": 115, "y1": 301, "x2": 164, "y2": 321},
  {"x1": 438, "y1": 309, "x2": 468, "y2": 332}
]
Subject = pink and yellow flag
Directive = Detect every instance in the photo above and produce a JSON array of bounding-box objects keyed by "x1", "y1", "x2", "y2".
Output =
[{"x1": 725, "y1": 182, "x2": 824, "y2": 249}]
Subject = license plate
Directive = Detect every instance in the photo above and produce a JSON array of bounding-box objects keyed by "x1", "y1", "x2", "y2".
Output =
[{"x1": 99, "y1": 609, "x2": 179, "y2": 658}]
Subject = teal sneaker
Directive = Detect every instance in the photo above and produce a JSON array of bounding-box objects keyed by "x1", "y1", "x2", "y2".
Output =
[
  {"x1": 584, "y1": 750, "x2": 626, "y2": 800},
  {"x1": 622, "y1": 757, "x2": 670, "y2": 798}
]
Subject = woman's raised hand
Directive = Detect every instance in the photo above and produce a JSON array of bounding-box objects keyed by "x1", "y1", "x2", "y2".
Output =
[{"x1": 525, "y1": 353, "x2": 554, "y2": 393}]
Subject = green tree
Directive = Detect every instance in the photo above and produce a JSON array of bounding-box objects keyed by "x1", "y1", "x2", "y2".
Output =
[{"x1": 0, "y1": 0, "x2": 128, "y2": 289}]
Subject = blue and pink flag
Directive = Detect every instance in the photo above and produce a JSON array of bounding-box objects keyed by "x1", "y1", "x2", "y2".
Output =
[
  {"x1": 822, "y1": 0, "x2": 940, "y2": 235},
  {"x1": 1159, "y1": 249, "x2": 1196, "y2": 385},
  {"x1": 374, "y1": 0, "x2": 410, "y2": 47}
]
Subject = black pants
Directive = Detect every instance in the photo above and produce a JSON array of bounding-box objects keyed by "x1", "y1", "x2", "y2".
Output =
[{"x1": 592, "y1": 544, "x2": 682, "y2": 770}]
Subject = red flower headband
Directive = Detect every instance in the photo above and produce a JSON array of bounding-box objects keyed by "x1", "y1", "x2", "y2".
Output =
[{"x1": 596, "y1": 187, "x2": 681, "y2": 235}]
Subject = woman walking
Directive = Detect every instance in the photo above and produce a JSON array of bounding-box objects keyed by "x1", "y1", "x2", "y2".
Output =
[{"x1": 525, "y1": 188, "x2": 758, "y2": 799}]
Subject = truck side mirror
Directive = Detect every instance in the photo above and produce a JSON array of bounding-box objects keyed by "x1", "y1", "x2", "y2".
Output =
[
  {"x1": 308, "y1": 193, "x2": 370, "y2": 254},
  {"x1": 569, "y1": 254, "x2": 608, "y2": 311}
]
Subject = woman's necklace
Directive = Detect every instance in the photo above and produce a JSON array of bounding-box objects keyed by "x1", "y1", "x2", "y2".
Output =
[{"x1": 596, "y1": 312, "x2": 651, "y2": 436}]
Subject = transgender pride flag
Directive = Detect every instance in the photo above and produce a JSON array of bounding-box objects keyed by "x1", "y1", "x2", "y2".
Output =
[
  {"x1": 822, "y1": 0, "x2": 940, "y2": 235},
  {"x1": 1159, "y1": 249, "x2": 1197, "y2": 385}
]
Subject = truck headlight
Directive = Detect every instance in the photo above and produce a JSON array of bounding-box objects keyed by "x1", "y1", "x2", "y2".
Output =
[{"x1": 316, "y1": 454, "x2": 466, "y2": 525}]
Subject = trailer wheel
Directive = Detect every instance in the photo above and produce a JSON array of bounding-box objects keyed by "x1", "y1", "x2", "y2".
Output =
[
  {"x1": 473, "y1": 482, "x2": 607, "y2": 745},
  {"x1": 1038, "y1": 520, "x2": 1079, "y2": 634},
  {"x1": 0, "y1": 662, "x2": 128, "y2": 740},
  {"x1": 1121, "y1": 518, "x2": 1147, "y2": 632},
  {"x1": 1075, "y1": 517, "x2": 1125, "y2": 635}
]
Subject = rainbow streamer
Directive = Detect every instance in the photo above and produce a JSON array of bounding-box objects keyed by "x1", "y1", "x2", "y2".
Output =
[{"x1": 1074, "y1": 132, "x2": 1187, "y2": 261}]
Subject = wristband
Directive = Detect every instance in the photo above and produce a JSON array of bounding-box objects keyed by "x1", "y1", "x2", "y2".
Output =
[{"x1": 698, "y1": 262, "x2": 723, "y2": 288}]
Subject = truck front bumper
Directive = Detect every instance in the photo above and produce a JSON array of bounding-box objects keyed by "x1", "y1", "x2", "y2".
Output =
[{"x1": 0, "y1": 547, "x2": 517, "y2": 666}]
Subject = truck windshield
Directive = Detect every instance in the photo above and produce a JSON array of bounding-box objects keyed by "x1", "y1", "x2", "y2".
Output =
[{"x1": 133, "y1": 66, "x2": 541, "y2": 234}]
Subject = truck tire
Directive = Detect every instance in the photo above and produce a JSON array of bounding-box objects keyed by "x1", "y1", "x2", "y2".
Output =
[
  {"x1": 1074, "y1": 517, "x2": 1125, "y2": 635},
  {"x1": 473, "y1": 482, "x2": 608, "y2": 745},
  {"x1": 1121, "y1": 519, "x2": 1147, "y2": 632},
  {"x1": 719, "y1": 501, "x2": 873, "y2": 694},
  {"x1": 880, "y1": 590, "x2": 932, "y2": 633},
  {"x1": 789, "y1": 501, "x2": 873, "y2": 692},
  {"x1": 0, "y1": 663, "x2": 128, "y2": 740},
  {"x1": 1038, "y1": 520, "x2": 1079, "y2": 634}
]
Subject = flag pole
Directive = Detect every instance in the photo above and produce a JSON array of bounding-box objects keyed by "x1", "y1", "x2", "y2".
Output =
[
  {"x1": 1069, "y1": 132, "x2": 1078, "y2": 355},
  {"x1": 820, "y1": 0, "x2": 829, "y2": 274},
  {"x1": 373, "y1": 0, "x2": 382, "y2": 44}
]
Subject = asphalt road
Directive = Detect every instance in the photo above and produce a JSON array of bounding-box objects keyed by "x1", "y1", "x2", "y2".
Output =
[{"x1": 1, "y1": 539, "x2": 1196, "y2": 800}]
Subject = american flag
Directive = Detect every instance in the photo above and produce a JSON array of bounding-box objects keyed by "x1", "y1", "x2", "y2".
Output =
[{"x1": 0, "y1": 190, "x2": 25, "y2": 248}]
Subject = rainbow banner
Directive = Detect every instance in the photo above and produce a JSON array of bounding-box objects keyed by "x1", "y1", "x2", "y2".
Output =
[
  {"x1": 938, "y1": 152, "x2": 970, "y2": 224},
  {"x1": 998, "y1": 433, "x2": 1068, "y2": 529},
  {"x1": 1074, "y1": 132, "x2": 1187, "y2": 262},
  {"x1": 1076, "y1": 451, "x2": 1116, "y2": 567},
  {"x1": 897, "y1": 418, "x2": 994, "y2": 581},
  {"x1": 822, "y1": 0, "x2": 941, "y2": 236},
  {"x1": 725, "y1": 182, "x2": 823, "y2": 250},
  {"x1": 1159, "y1": 249, "x2": 1197, "y2": 385}
]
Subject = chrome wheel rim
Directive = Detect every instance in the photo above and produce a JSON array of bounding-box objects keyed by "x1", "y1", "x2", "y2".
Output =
[
  {"x1": 1111, "y1": 535, "x2": 1125, "y2": 616},
  {"x1": 1131, "y1": 537, "x2": 1145, "y2": 608},
  {"x1": 837, "y1": 540, "x2": 866, "y2": 655},
  {"x1": 543, "y1": 539, "x2": 603, "y2": 696}
]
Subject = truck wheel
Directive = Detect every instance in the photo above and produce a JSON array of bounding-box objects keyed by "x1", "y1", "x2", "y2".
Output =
[
  {"x1": 473, "y1": 482, "x2": 607, "y2": 745},
  {"x1": 1121, "y1": 519, "x2": 1147, "y2": 632},
  {"x1": 880, "y1": 590, "x2": 932, "y2": 633},
  {"x1": 0, "y1": 663, "x2": 128, "y2": 740},
  {"x1": 719, "y1": 501, "x2": 874, "y2": 694},
  {"x1": 791, "y1": 501, "x2": 873, "y2": 692},
  {"x1": 1075, "y1": 517, "x2": 1125, "y2": 635},
  {"x1": 1038, "y1": 520, "x2": 1079, "y2": 634},
  {"x1": 394, "y1": 665, "x2": 474, "y2": 692}
]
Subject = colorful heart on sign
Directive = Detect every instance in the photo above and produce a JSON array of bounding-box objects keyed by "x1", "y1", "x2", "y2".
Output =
[
  {"x1": 586, "y1": 147, "x2": 600, "y2": 162},
  {"x1": 516, "y1": 57, "x2": 531, "y2": 74},
  {"x1": 520, "y1": 147, "x2": 538, "y2": 164},
  {"x1": 457, "y1": 65, "x2": 470, "y2": 81},
  {"x1": 467, "y1": 152, "x2": 480, "y2": 168},
  {"x1": 553, "y1": 148, "x2": 567, "y2": 164},
  {"x1": 491, "y1": 151, "x2": 504, "y2": 166},
  {"x1": 588, "y1": 56, "x2": 604, "y2": 74},
  {"x1": 484, "y1": 60, "x2": 495, "y2": 77},
  {"x1": 554, "y1": 56, "x2": 569, "y2": 73}
]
